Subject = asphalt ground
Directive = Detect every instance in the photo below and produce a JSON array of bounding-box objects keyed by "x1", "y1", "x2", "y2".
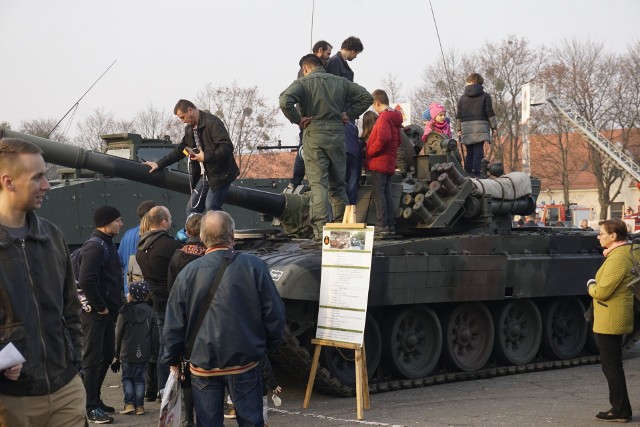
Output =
[{"x1": 99, "y1": 345, "x2": 640, "y2": 426}]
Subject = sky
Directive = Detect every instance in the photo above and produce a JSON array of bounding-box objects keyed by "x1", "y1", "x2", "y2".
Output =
[{"x1": 1, "y1": 0, "x2": 639, "y2": 146}]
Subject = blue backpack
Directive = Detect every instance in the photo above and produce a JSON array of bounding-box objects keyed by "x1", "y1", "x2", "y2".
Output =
[{"x1": 70, "y1": 236, "x2": 110, "y2": 311}]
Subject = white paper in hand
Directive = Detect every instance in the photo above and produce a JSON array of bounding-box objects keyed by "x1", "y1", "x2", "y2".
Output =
[{"x1": 0, "y1": 343, "x2": 26, "y2": 371}]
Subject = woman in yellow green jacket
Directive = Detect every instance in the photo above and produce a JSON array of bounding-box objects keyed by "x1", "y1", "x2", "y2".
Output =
[{"x1": 588, "y1": 218, "x2": 634, "y2": 423}]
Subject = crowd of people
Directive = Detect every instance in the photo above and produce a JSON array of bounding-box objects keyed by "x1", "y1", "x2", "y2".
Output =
[
  {"x1": 0, "y1": 35, "x2": 634, "y2": 427},
  {"x1": 0, "y1": 96, "x2": 285, "y2": 426}
]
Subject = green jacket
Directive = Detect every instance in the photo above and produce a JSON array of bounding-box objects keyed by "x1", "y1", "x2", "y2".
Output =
[
  {"x1": 589, "y1": 244, "x2": 635, "y2": 335},
  {"x1": 279, "y1": 68, "x2": 372, "y2": 129}
]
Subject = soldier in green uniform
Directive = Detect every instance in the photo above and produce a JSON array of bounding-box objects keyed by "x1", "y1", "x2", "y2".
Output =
[{"x1": 279, "y1": 54, "x2": 372, "y2": 240}]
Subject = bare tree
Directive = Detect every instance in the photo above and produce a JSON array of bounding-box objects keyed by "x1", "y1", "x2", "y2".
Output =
[
  {"x1": 381, "y1": 73, "x2": 403, "y2": 103},
  {"x1": 549, "y1": 40, "x2": 621, "y2": 219},
  {"x1": 0, "y1": 121, "x2": 11, "y2": 130},
  {"x1": 194, "y1": 82, "x2": 282, "y2": 177},
  {"x1": 529, "y1": 104, "x2": 584, "y2": 206},
  {"x1": 74, "y1": 108, "x2": 133, "y2": 152},
  {"x1": 19, "y1": 118, "x2": 68, "y2": 178},
  {"x1": 477, "y1": 36, "x2": 547, "y2": 171},
  {"x1": 411, "y1": 49, "x2": 469, "y2": 125},
  {"x1": 133, "y1": 104, "x2": 182, "y2": 142}
]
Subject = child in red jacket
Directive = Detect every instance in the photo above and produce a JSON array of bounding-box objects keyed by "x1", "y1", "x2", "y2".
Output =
[{"x1": 365, "y1": 89, "x2": 403, "y2": 235}]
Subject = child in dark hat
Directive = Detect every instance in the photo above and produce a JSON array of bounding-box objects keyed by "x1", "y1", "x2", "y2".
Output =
[{"x1": 112, "y1": 280, "x2": 158, "y2": 416}]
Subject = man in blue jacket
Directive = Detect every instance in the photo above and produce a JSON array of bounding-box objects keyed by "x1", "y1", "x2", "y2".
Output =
[
  {"x1": 0, "y1": 137, "x2": 85, "y2": 426},
  {"x1": 163, "y1": 210, "x2": 285, "y2": 426}
]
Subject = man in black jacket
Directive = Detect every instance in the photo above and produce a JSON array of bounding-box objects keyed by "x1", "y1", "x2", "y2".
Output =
[
  {"x1": 79, "y1": 204, "x2": 124, "y2": 424},
  {"x1": 136, "y1": 205, "x2": 183, "y2": 396},
  {"x1": 325, "y1": 36, "x2": 364, "y2": 83},
  {"x1": 0, "y1": 137, "x2": 86, "y2": 426},
  {"x1": 144, "y1": 99, "x2": 239, "y2": 216}
]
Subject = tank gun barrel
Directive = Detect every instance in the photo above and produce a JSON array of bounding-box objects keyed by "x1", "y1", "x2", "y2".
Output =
[{"x1": 0, "y1": 129, "x2": 286, "y2": 218}]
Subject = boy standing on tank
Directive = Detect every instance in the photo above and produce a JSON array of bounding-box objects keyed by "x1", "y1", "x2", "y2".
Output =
[
  {"x1": 455, "y1": 73, "x2": 498, "y2": 176},
  {"x1": 365, "y1": 89, "x2": 403, "y2": 236},
  {"x1": 113, "y1": 281, "x2": 158, "y2": 416}
]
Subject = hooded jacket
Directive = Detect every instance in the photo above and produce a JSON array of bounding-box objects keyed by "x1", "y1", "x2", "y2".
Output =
[
  {"x1": 115, "y1": 300, "x2": 158, "y2": 363},
  {"x1": 0, "y1": 211, "x2": 83, "y2": 396},
  {"x1": 136, "y1": 229, "x2": 183, "y2": 313},
  {"x1": 163, "y1": 250, "x2": 285, "y2": 371},
  {"x1": 366, "y1": 108, "x2": 404, "y2": 175},
  {"x1": 156, "y1": 110, "x2": 239, "y2": 191},
  {"x1": 455, "y1": 84, "x2": 498, "y2": 145}
]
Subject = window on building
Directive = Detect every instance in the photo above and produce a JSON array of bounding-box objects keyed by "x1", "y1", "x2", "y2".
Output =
[{"x1": 610, "y1": 202, "x2": 624, "y2": 219}]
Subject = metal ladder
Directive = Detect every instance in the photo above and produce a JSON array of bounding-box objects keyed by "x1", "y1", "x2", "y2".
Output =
[{"x1": 547, "y1": 97, "x2": 640, "y2": 182}]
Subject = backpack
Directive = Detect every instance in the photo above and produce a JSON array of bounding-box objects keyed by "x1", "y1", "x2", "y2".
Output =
[
  {"x1": 127, "y1": 254, "x2": 144, "y2": 285},
  {"x1": 71, "y1": 236, "x2": 110, "y2": 312}
]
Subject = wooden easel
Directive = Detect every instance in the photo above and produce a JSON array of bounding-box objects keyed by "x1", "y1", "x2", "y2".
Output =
[{"x1": 302, "y1": 204, "x2": 371, "y2": 420}]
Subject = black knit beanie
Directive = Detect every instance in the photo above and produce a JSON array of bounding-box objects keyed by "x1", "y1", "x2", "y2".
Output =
[{"x1": 93, "y1": 205, "x2": 121, "y2": 228}]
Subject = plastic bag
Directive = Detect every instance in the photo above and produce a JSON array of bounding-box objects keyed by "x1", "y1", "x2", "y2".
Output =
[{"x1": 158, "y1": 370, "x2": 181, "y2": 427}]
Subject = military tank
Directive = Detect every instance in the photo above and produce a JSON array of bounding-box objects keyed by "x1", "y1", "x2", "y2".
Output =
[
  {"x1": 3, "y1": 129, "x2": 637, "y2": 397},
  {"x1": 0, "y1": 131, "x2": 289, "y2": 248}
]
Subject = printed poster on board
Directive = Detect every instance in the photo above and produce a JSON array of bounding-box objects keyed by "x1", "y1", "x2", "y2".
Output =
[{"x1": 316, "y1": 226, "x2": 374, "y2": 345}]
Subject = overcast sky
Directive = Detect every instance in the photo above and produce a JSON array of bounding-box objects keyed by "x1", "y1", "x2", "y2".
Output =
[{"x1": 1, "y1": 0, "x2": 638, "y2": 145}]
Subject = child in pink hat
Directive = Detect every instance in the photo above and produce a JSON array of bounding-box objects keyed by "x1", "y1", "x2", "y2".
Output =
[{"x1": 421, "y1": 102, "x2": 452, "y2": 143}]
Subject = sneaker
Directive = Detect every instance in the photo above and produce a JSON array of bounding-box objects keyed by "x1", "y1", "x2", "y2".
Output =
[
  {"x1": 99, "y1": 401, "x2": 115, "y2": 413},
  {"x1": 135, "y1": 406, "x2": 145, "y2": 415},
  {"x1": 224, "y1": 407, "x2": 236, "y2": 419},
  {"x1": 87, "y1": 408, "x2": 114, "y2": 424},
  {"x1": 119, "y1": 404, "x2": 135, "y2": 414},
  {"x1": 145, "y1": 392, "x2": 157, "y2": 402}
]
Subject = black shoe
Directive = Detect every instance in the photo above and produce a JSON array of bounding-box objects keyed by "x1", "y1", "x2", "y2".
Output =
[
  {"x1": 98, "y1": 401, "x2": 115, "y2": 413},
  {"x1": 145, "y1": 394, "x2": 157, "y2": 402},
  {"x1": 595, "y1": 411, "x2": 631, "y2": 423},
  {"x1": 87, "y1": 408, "x2": 114, "y2": 424}
]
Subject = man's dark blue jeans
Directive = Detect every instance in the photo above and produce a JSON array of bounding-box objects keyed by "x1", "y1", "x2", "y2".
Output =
[
  {"x1": 191, "y1": 365, "x2": 263, "y2": 427},
  {"x1": 187, "y1": 178, "x2": 232, "y2": 216}
]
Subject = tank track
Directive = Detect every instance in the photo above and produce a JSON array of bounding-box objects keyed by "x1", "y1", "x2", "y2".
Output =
[{"x1": 273, "y1": 323, "x2": 640, "y2": 398}]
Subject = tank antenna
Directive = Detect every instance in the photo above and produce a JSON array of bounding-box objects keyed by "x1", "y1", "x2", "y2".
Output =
[
  {"x1": 46, "y1": 59, "x2": 117, "y2": 138},
  {"x1": 309, "y1": 0, "x2": 315, "y2": 51},
  {"x1": 427, "y1": 1, "x2": 456, "y2": 108}
]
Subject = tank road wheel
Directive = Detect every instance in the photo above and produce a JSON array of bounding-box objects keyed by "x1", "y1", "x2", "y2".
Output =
[
  {"x1": 492, "y1": 300, "x2": 542, "y2": 365},
  {"x1": 442, "y1": 303, "x2": 494, "y2": 372},
  {"x1": 541, "y1": 298, "x2": 588, "y2": 360},
  {"x1": 320, "y1": 313, "x2": 382, "y2": 386},
  {"x1": 382, "y1": 306, "x2": 442, "y2": 379}
]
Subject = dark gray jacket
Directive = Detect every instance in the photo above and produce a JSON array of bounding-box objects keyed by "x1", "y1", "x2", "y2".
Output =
[
  {"x1": 0, "y1": 211, "x2": 83, "y2": 396},
  {"x1": 455, "y1": 84, "x2": 498, "y2": 145},
  {"x1": 162, "y1": 250, "x2": 285, "y2": 370},
  {"x1": 115, "y1": 301, "x2": 158, "y2": 363}
]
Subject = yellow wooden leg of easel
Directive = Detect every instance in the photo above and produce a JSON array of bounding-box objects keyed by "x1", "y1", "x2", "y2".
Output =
[{"x1": 303, "y1": 344, "x2": 322, "y2": 409}]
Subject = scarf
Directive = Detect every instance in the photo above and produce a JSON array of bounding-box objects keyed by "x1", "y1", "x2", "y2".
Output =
[{"x1": 603, "y1": 240, "x2": 628, "y2": 257}]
